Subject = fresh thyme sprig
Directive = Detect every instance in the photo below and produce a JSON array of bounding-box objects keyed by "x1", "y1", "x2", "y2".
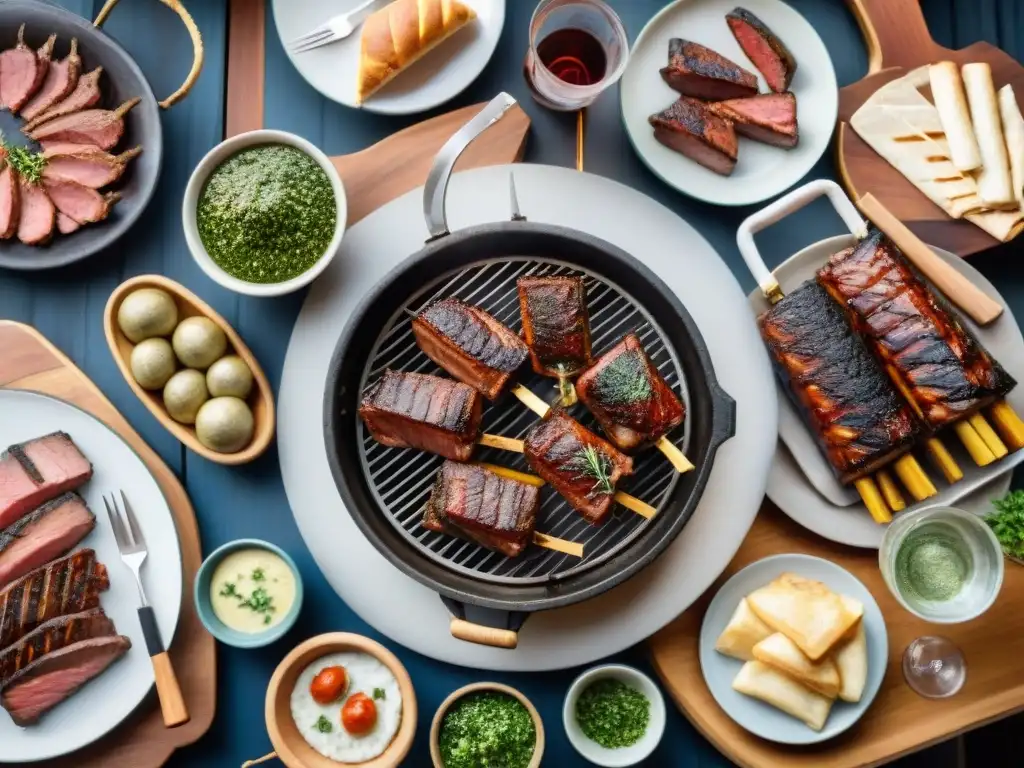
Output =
[
  {"x1": 0, "y1": 135, "x2": 46, "y2": 184},
  {"x1": 567, "y1": 444, "x2": 614, "y2": 496}
]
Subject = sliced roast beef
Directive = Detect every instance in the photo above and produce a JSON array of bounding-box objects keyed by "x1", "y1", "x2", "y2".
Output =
[
  {"x1": 726, "y1": 7, "x2": 797, "y2": 93},
  {"x1": 29, "y1": 97, "x2": 139, "y2": 151},
  {"x1": 56, "y1": 211, "x2": 80, "y2": 234},
  {"x1": 23, "y1": 66, "x2": 102, "y2": 132},
  {"x1": 0, "y1": 25, "x2": 43, "y2": 112},
  {"x1": 660, "y1": 38, "x2": 758, "y2": 101},
  {"x1": 0, "y1": 433, "x2": 92, "y2": 529},
  {"x1": 707, "y1": 91, "x2": 798, "y2": 148},
  {"x1": 0, "y1": 161, "x2": 20, "y2": 240},
  {"x1": 0, "y1": 609, "x2": 114, "y2": 689},
  {"x1": 21, "y1": 38, "x2": 81, "y2": 122},
  {"x1": 1, "y1": 635, "x2": 131, "y2": 726},
  {"x1": 42, "y1": 177, "x2": 119, "y2": 224},
  {"x1": 649, "y1": 97, "x2": 739, "y2": 176},
  {"x1": 42, "y1": 145, "x2": 141, "y2": 189},
  {"x1": 16, "y1": 176, "x2": 55, "y2": 245},
  {"x1": 0, "y1": 493, "x2": 95, "y2": 589}
]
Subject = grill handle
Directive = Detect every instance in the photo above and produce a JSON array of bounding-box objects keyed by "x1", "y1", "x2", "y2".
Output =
[
  {"x1": 424, "y1": 92, "x2": 519, "y2": 241},
  {"x1": 441, "y1": 597, "x2": 528, "y2": 649}
]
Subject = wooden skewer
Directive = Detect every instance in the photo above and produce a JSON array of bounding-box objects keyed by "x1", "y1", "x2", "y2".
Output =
[
  {"x1": 991, "y1": 400, "x2": 1024, "y2": 450},
  {"x1": 855, "y1": 478, "x2": 891, "y2": 524},
  {"x1": 656, "y1": 436, "x2": 695, "y2": 472},
  {"x1": 876, "y1": 470, "x2": 906, "y2": 512}
]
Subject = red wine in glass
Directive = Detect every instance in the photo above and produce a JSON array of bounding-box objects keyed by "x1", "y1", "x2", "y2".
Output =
[{"x1": 536, "y1": 28, "x2": 607, "y2": 86}]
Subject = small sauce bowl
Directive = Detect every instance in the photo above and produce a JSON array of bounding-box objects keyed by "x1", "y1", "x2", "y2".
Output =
[
  {"x1": 194, "y1": 538, "x2": 303, "y2": 649},
  {"x1": 563, "y1": 665, "x2": 666, "y2": 767}
]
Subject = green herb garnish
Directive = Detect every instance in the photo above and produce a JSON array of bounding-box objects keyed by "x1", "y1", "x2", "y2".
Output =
[
  {"x1": 566, "y1": 444, "x2": 614, "y2": 496},
  {"x1": 987, "y1": 489, "x2": 1024, "y2": 560},
  {"x1": 314, "y1": 715, "x2": 333, "y2": 733},
  {"x1": 219, "y1": 579, "x2": 277, "y2": 623},
  {"x1": 439, "y1": 692, "x2": 535, "y2": 768},
  {"x1": 219, "y1": 582, "x2": 238, "y2": 598},
  {"x1": 252, "y1": 567, "x2": 266, "y2": 582},
  {"x1": 1, "y1": 140, "x2": 46, "y2": 184},
  {"x1": 575, "y1": 678, "x2": 650, "y2": 749},
  {"x1": 594, "y1": 350, "x2": 652, "y2": 406},
  {"x1": 373, "y1": 687, "x2": 386, "y2": 700}
]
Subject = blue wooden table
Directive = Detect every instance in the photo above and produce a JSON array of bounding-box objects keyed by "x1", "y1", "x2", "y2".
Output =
[{"x1": 1, "y1": 1, "x2": 1021, "y2": 765}]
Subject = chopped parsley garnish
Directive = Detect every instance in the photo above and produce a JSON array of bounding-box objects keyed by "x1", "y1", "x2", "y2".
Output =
[
  {"x1": 575, "y1": 678, "x2": 650, "y2": 749},
  {"x1": 252, "y1": 567, "x2": 266, "y2": 582},
  {"x1": 218, "y1": 579, "x2": 277, "y2": 623},
  {"x1": 566, "y1": 444, "x2": 614, "y2": 496},
  {"x1": 314, "y1": 715, "x2": 333, "y2": 733},
  {"x1": 439, "y1": 692, "x2": 535, "y2": 768},
  {"x1": 219, "y1": 582, "x2": 238, "y2": 598},
  {"x1": 373, "y1": 687, "x2": 386, "y2": 700}
]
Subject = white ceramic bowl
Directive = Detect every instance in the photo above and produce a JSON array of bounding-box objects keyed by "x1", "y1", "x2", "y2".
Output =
[
  {"x1": 182, "y1": 129, "x2": 347, "y2": 297},
  {"x1": 563, "y1": 664, "x2": 666, "y2": 767}
]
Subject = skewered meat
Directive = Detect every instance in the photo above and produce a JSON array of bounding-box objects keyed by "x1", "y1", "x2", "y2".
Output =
[
  {"x1": 707, "y1": 92, "x2": 798, "y2": 149},
  {"x1": 524, "y1": 410, "x2": 633, "y2": 524},
  {"x1": 818, "y1": 230, "x2": 1016, "y2": 429},
  {"x1": 359, "y1": 370, "x2": 482, "y2": 461},
  {"x1": 422, "y1": 462, "x2": 540, "y2": 557},
  {"x1": 0, "y1": 26, "x2": 45, "y2": 113},
  {"x1": 726, "y1": 7, "x2": 797, "y2": 93},
  {"x1": 759, "y1": 281, "x2": 920, "y2": 483},
  {"x1": 43, "y1": 146, "x2": 141, "y2": 189},
  {"x1": 16, "y1": 176, "x2": 55, "y2": 245},
  {"x1": 576, "y1": 333, "x2": 686, "y2": 452},
  {"x1": 0, "y1": 550, "x2": 109, "y2": 650},
  {"x1": 0, "y1": 432, "x2": 92, "y2": 530},
  {"x1": 29, "y1": 97, "x2": 140, "y2": 152},
  {"x1": 0, "y1": 159, "x2": 19, "y2": 240},
  {"x1": 517, "y1": 276, "x2": 592, "y2": 378},
  {"x1": 0, "y1": 493, "x2": 95, "y2": 590},
  {"x1": 650, "y1": 97, "x2": 738, "y2": 176},
  {"x1": 0, "y1": 608, "x2": 114, "y2": 690},
  {"x1": 660, "y1": 39, "x2": 758, "y2": 101},
  {"x1": 412, "y1": 298, "x2": 529, "y2": 400},
  {"x1": 23, "y1": 66, "x2": 102, "y2": 132},
  {"x1": 21, "y1": 38, "x2": 80, "y2": 122},
  {"x1": 43, "y1": 177, "x2": 119, "y2": 224}
]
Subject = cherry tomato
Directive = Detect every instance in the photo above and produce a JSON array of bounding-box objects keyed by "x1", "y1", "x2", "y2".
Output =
[
  {"x1": 309, "y1": 666, "x2": 348, "y2": 705},
  {"x1": 341, "y1": 692, "x2": 377, "y2": 735}
]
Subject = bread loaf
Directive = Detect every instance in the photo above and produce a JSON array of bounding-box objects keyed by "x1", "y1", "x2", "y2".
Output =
[{"x1": 357, "y1": 0, "x2": 477, "y2": 104}]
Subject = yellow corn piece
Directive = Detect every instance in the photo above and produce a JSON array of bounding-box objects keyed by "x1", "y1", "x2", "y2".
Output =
[
  {"x1": 511, "y1": 384, "x2": 551, "y2": 418},
  {"x1": 479, "y1": 433, "x2": 526, "y2": 453},
  {"x1": 532, "y1": 533, "x2": 584, "y2": 558},
  {"x1": 991, "y1": 401, "x2": 1024, "y2": 451},
  {"x1": 893, "y1": 454, "x2": 938, "y2": 501},
  {"x1": 476, "y1": 463, "x2": 544, "y2": 487},
  {"x1": 613, "y1": 492, "x2": 657, "y2": 519},
  {"x1": 876, "y1": 470, "x2": 906, "y2": 512},
  {"x1": 954, "y1": 420, "x2": 996, "y2": 466},
  {"x1": 926, "y1": 437, "x2": 963, "y2": 483},
  {"x1": 656, "y1": 436, "x2": 695, "y2": 474},
  {"x1": 969, "y1": 413, "x2": 1008, "y2": 459},
  {"x1": 855, "y1": 477, "x2": 892, "y2": 523}
]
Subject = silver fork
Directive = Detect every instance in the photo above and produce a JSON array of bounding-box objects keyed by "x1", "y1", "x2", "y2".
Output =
[
  {"x1": 105, "y1": 491, "x2": 189, "y2": 728},
  {"x1": 288, "y1": 0, "x2": 383, "y2": 53}
]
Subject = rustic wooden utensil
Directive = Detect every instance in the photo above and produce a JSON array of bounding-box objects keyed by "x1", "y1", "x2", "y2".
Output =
[{"x1": 837, "y1": 0, "x2": 1024, "y2": 257}]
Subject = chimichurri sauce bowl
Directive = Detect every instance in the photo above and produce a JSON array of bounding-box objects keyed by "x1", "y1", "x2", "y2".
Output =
[{"x1": 182, "y1": 129, "x2": 347, "y2": 297}]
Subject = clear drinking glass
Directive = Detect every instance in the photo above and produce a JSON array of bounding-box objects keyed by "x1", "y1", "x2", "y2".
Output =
[
  {"x1": 523, "y1": 0, "x2": 630, "y2": 111},
  {"x1": 879, "y1": 506, "x2": 1004, "y2": 698}
]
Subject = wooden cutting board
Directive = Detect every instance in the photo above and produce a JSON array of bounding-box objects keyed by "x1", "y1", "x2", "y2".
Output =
[
  {"x1": 836, "y1": 0, "x2": 1024, "y2": 257},
  {"x1": 0, "y1": 321, "x2": 215, "y2": 768}
]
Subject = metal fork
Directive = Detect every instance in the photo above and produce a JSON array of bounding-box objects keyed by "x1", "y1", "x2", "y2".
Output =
[
  {"x1": 106, "y1": 491, "x2": 189, "y2": 728},
  {"x1": 288, "y1": 0, "x2": 383, "y2": 53}
]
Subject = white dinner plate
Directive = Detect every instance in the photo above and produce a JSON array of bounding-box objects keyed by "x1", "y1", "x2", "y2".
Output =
[
  {"x1": 620, "y1": 0, "x2": 837, "y2": 206},
  {"x1": 0, "y1": 390, "x2": 182, "y2": 763},
  {"x1": 271, "y1": 0, "x2": 505, "y2": 115},
  {"x1": 699, "y1": 554, "x2": 887, "y2": 745}
]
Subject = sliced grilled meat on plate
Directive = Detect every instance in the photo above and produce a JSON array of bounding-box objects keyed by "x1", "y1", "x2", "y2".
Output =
[
  {"x1": 23, "y1": 66, "x2": 103, "y2": 132},
  {"x1": 726, "y1": 7, "x2": 797, "y2": 93},
  {"x1": 21, "y1": 38, "x2": 81, "y2": 122},
  {"x1": 29, "y1": 97, "x2": 140, "y2": 152},
  {"x1": 660, "y1": 38, "x2": 758, "y2": 101},
  {"x1": 0, "y1": 432, "x2": 93, "y2": 530},
  {"x1": 708, "y1": 92, "x2": 798, "y2": 148},
  {"x1": 0, "y1": 157, "x2": 20, "y2": 240},
  {"x1": 0, "y1": 608, "x2": 114, "y2": 690},
  {"x1": 649, "y1": 97, "x2": 738, "y2": 176},
  {"x1": 576, "y1": 333, "x2": 686, "y2": 452},
  {"x1": 0, "y1": 493, "x2": 96, "y2": 590},
  {"x1": 359, "y1": 370, "x2": 483, "y2": 461},
  {"x1": 43, "y1": 145, "x2": 141, "y2": 189},
  {"x1": 517, "y1": 275, "x2": 592, "y2": 378},
  {"x1": 0, "y1": 26, "x2": 44, "y2": 113},
  {"x1": 759, "y1": 280, "x2": 920, "y2": 483},
  {"x1": 412, "y1": 298, "x2": 529, "y2": 400},
  {"x1": 16, "y1": 175, "x2": 56, "y2": 245},
  {"x1": 524, "y1": 410, "x2": 633, "y2": 524}
]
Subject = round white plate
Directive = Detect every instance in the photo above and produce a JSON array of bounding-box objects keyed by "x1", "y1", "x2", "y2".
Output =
[
  {"x1": 271, "y1": 0, "x2": 505, "y2": 115},
  {"x1": 0, "y1": 390, "x2": 182, "y2": 763},
  {"x1": 620, "y1": 0, "x2": 837, "y2": 206},
  {"x1": 278, "y1": 163, "x2": 778, "y2": 671},
  {"x1": 699, "y1": 554, "x2": 887, "y2": 745}
]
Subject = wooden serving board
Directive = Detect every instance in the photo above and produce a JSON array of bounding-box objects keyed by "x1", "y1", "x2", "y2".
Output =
[
  {"x1": 649, "y1": 503, "x2": 1024, "y2": 768},
  {"x1": 836, "y1": 0, "x2": 1024, "y2": 257},
  {"x1": 0, "y1": 321, "x2": 215, "y2": 768}
]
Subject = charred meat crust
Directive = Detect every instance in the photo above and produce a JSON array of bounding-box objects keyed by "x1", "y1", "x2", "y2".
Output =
[
  {"x1": 649, "y1": 97, "x2": 738, "y2": 176},
  {"x1": 660, "y1": 38, "x2": 758, "y2": 101},
  {"x1": 0, "y1": 608, "x2": 114, "y2": 689},
  {"x1": 517, "y1": 275, "x2": 592, "y2": 377},
  {"x1": 726, "y1": 7, "x2": 797, "y2": 93}
]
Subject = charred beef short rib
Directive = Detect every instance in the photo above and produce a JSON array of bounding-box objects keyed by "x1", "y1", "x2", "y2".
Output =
[
  {"x1": 359, "y1": 370, "x2": 483, "y2": 461},
  {"x1": 660, "y1": 38, "x2": 758, "y2": 101},
  {"x1": 517, "y1": 276, "x2": 592, "y2": 378},
  {"x1": 524, "y1": 410, "x2": 633, "y2": 524},
  {"x1": 726, "y1": 7, "x2": 798, "y2": 93},
  {"x1": 0, "y1": 608, "x2": 114, "y2": 690},
  {"x1": 707, "y1": 92, "x2": 798, "y2": 149},
  {"x1": 0, "y1": 432, "x2": 92, "y2": 530},
  {"x1": 649, "y1": 96, "x2": 738, "y2": 176},
  {"x1": 576, "y1": 333, "x2": 686, "y2": 452},
  {"x1": 0, "y1": 493, "x2": 96, "y2": 590},
  {"x1": 422, "y1": 461, "x2": 540, "y2": 557}
]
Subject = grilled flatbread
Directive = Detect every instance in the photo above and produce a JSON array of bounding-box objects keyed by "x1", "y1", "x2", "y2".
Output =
[
  {"x1": 753, "y1": 632, "x2": 841, "y2": 699},
  {"x1": 715, "y1": 598, "x2": 773, "y2": 662},
  {"x1": 930, "y1": 61, "x2": 982, "y2": 172},
  {"x1": 732, "y1": 660, "x2": 833, "y2": 731},
  {"x1": 998, "y1": 84, "x2": 1024, "y2": 210},
  {"x1": 832, "y1": 619, "x2": 868, "y2": 703},
  {"x1": 963, "y1": 63, "x2": 1016, "y2": 208}
]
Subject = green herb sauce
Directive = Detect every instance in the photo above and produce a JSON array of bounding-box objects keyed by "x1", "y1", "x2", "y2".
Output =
[
  {"x1": 895, "y1": 526, "x2": 970, "y2": 602},
  {"x1": 575, "y1": 679, "x2": 650, "y2": 749},
  {"x1": 196, "y1": 144, "x2": 336, "y2": 284},
  {"x1": 439, "y1": 692, "x2": 536, "y2": 768},
  {"x1": 593, "y1": 351, "x2": 652, "y2": 406}
]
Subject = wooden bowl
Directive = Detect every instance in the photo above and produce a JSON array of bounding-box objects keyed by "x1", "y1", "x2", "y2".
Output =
[
  {"x1": 265, "y1": 633, "x2": 417, "y2": 768},
  {"x1": 103, "y1": 274, "x2": 275, "y2": 465},
  {"x1": 429, "y1": 682, "x2": 545, "y2": 768}
]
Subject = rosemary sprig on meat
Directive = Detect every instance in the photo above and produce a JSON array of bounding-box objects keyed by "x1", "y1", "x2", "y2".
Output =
[
  {"x1": 0, "y1": 137, "x2": 46, "y2": 184},
  {"x1": 567, "y1": 444, "x2": 614, "y2": 496}
]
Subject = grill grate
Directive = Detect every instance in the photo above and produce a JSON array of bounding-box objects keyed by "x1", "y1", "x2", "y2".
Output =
[{"x1": 357, "y1": 257, "x2": 691, "y2": 585}]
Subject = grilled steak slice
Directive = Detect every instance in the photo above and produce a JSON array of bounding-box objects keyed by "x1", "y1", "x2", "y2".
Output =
[
  {"x1": 760, "y1": 281, "x2": 920, "y2": 483},
  {"x1": 21, "y1": 38, "x2": 81, "y2": 122},
  {"x1": 0, "y1": 26, "x2": 44, "y2": 113},
  {"x1": 660, "y1": 38, "x2": 758, "y2": 101},
  {"x1": 29, "y1": 97, "x2": 140, "y2": 152},
  {"x1": 0, "y1": 609, "x2": 114, "y2": 689},
  {"x1": 359, "y1": 370, "x2": 483, "y2": 461},
  {"x1": 23, "y1": 66, "x2": 103, "y2": 132},
  {"x1": 726, "y1": 7, "x2": 797, "y2": 93},
  {"x1": 43, "y1": 146, "x2": 141, "y2": 189},
  {"x1": 16, "y1": 176, "x2": 56, "y2": 245},
  {"x1": 42, "y1": 177, "x2": 119, "y2": 225},
  {"x1": 649, "y1": 97, "x2": 738, "y2": 176},
  {"x1": 524, "y1": 410, "x2": 633, "y2": 524},
  {"x1": 422, "y1": 500, "x2": 526, "y2": 558},
  {"x1": 0, "y1": 493, "x2": 95, "y2": 590},
  {"x1": 707, "y1": 92, "x2": 798, "y2": 148},
  {"x1": 412, "y1": 298, "x2": 529, "y2": 400},
  {"x1": 1, "y1": 635, "x2": 131, "y2": 726},
  {"x1": 0, "y1": 159, "x2": 20, "y2": 240},
  {"x1": 0, "y1": 432, "x2": 92, "y2": 530},
  {"x1": 517, "y1": 276, "x2": 592, "y2": 378},
  {"x1": 576, "y1": 334, "x2": 686, "y2": 452},
  {"x1": 818, "y1": 230, "x2": 1016, "y2": 429},
  {"x1": 0, "y1": 550, "x2": 109, "y2": 649}
]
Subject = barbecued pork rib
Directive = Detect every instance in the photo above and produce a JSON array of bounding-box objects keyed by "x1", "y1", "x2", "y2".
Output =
[
  {"x1": 759, "y1": 281, "x2": 920, "y2": 484},
  {"x1": 576, "y1": 334, "x2": 686, "y2": 452},
  {"x1": 359, "y1": 370, "x2": 483, "y2": 461},
  {"x1": 818, "y1": 230, "x2": 1016, "y2": 430},
  {"x1": 412, "y1": 298, "x2": 529, "y2": 401},
  {"x1": 517, "y1": 276, "x2": 592, "y2": 378},
  {"x1": 524, "y1": 410, "x2": 633, "y2": 524}
]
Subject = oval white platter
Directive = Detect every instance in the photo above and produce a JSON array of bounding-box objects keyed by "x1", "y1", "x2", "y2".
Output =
[
  {"x1": 0, "y1": 389, "x2": 182, "y2": 763},
  {"x1": 620, "y1": 0, "x2": 837, "y2": 206}
]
